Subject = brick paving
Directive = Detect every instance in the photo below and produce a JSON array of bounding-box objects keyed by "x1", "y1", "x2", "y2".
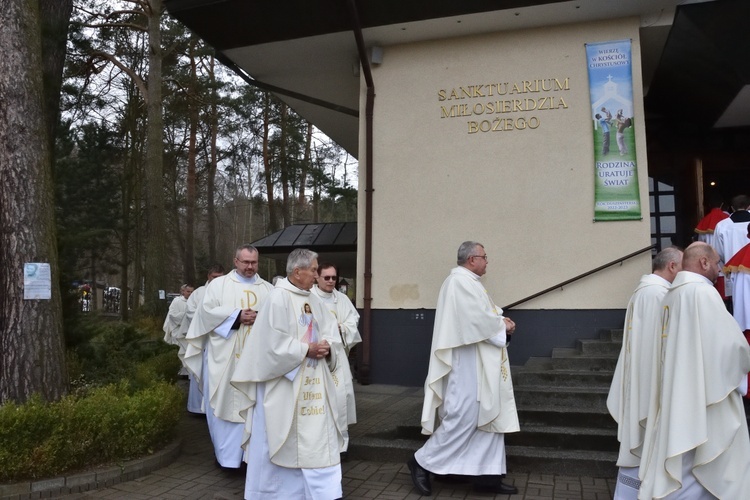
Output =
[{"x1": 59, "y1": 384, "x2": 615, "y2": 499}]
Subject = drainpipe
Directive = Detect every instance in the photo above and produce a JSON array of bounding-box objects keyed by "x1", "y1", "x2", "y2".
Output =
[{"x1": 346, "y1": 0, "x2": 374, "y2": 384}]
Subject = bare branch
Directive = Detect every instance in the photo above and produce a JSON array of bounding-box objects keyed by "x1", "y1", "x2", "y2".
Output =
[
  {"x1": 105, "y1": 9, "x2": 146, "y2": 19},
  {"x1": 89, "y1": 51, "x2": 148, "y2": 103},
  {"x1": 77, "y1": 21, "x2": 147, "y2": 32}
]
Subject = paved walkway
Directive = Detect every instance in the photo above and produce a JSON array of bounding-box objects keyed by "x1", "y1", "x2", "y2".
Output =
[{"x1": 62, "y1": 384, "x2": 615, "y2": 499}]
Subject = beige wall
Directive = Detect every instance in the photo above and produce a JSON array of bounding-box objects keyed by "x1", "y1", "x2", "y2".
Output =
[{"x1": 358, "y1": 18, "x2": 652, "y2": 310}]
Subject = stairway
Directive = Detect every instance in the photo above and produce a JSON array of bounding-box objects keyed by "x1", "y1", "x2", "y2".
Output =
[
  {"x1": 506, "y1": 328, "x2": 621, "y2": 476},
  {"x1": 348, "y1": 328, "x2": 623, "y2": 478}
]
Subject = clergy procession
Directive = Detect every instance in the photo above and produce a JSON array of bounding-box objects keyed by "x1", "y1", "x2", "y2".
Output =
[
  {"x1": 164, "y1": 245, "x2": 362, "y2": 499},
  {"x1": 608, "y1": 240, "x2": 750, "y2": 499},
  {"x1": 162, "y1": 227, "x2": 750, "y2": 500}
]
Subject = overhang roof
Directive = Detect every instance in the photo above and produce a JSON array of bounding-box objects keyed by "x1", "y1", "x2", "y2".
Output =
[
  {"x1": 251, "y1": 222, "x2": 357, "y2": 277},
  {"x1": 252, "y1": 222, "x2": 357, "y2": 253},
  {"x1": 165, "y1": 0, "x2": 718, "y2": 158},
  {"x1": 646, "y1": 0, "x2": 750, "y2": 129}
]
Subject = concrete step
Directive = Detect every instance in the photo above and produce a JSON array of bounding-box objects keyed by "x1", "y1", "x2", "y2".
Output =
[
  {"x1": 598, "y1": 328, "x2": 624, "y2": 343},
  {"x1": 507, "y1": 424, "x2": 618, "y2": 451},
  {"x1": 549, "y1": 347, "x2": 619, "y2": 370},
  {"x1": 513, "y1": 385, "x2": 609, "y2": 410},
  {"x1": 347, "y1": 434, "x2": 423, "y2": 464},
  {"x1": 506, "y1": 445, "x2": 617, "y2": 477},
  {"x1": 514, "y1": 368, "x2": 613, "y2": 388},
  {"x1": 517, "y1": 405, "x2": 615, "y2": 429},
  {"x1": 576, "y1": 338, "x2": 622, "y2": 355}
]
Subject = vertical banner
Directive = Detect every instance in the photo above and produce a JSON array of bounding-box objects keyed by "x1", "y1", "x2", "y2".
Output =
[{"x1": 585, "y1": 40, "x2": 641, "y2": 221}]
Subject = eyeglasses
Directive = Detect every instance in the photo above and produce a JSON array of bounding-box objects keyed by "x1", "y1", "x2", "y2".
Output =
[
  {"x1": 321, "y1": 276, "x2": 338, "y2": 281},
  {"x1": 471, "y1": 255, "x2": 488, "y2": 261}
]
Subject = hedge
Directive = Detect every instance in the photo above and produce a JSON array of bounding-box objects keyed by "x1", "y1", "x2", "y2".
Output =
[{"x1": 0, "y1": 381, "x2": 184, "y2": 482}]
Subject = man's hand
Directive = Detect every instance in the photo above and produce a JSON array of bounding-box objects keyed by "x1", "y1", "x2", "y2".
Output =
[
  {"x1": 504, "y1": 317, "x2": 516, "y2": 334},
  {"x1": 240, "y1": 308, "x2": 257, "y2": 325},
  {"x1": 307, "y1": 340, "x2": 331, "y2": 359}
]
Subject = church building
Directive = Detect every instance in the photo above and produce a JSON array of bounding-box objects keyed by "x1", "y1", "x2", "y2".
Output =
[{"x1": 166, "y1": 0, "x2": 750, "y2": 385}]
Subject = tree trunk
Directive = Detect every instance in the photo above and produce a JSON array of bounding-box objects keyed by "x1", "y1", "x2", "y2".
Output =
[
  {"x1": 39, "y1": 0, "x2": 73, "y2": 166},
  {"x1": 183, "y1": 37, "x2": 198, "y2": 286},
  {"x1": 279, "y1": 103, "x2": 291, "y2": 226},
  {"x1": 143, "y1": 0, "x2": 166, "y2": 315},
  {"x1": 262, "y1": 94, "x2": 278, "y2": 232},
  {"x1": 297, "y1": 121, "x2": 312, "y2": 219},
  {"x1": 207, "y1": 55, "x2": 218, "y2": 263},
  {"x1": 0, "y1": 0, "x2": 68, "y2": 403}
]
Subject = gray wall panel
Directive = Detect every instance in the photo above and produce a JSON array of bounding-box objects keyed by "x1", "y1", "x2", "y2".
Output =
[{"x1": 363, "y1": 309, "x2": 625, "y2": 387}]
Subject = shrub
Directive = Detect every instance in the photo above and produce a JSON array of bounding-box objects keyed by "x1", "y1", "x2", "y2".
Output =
[
  {"x1": 0, "y1": 381, "x2": 184, "y2": 482},
  {"x1": 68, "y1": 318, "x2": 178, "y2": 388}
]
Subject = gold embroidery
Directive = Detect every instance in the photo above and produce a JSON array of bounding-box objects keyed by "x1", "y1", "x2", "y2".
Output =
[{"x1": 244, "y1": 290, "x2": 257, "y2": 308}]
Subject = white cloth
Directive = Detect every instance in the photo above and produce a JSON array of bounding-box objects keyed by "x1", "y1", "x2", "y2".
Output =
[
  {"x1": 203, "y1": 349, "x2": 244, "y2": 467},
  {"x1": 184, "y1": 270, "x2": 273, "y2": 422},
  {"x1": 607, "y1": 274, "x2": 670, "y2": 468},
  {"x1": 638, "y1": 271, "x2": 750, "y2": 499},
  {"x1": 416, "y1": 266, "x2": 519, "y2": 476},
  {"x1": 177, "y1": 284, "x2": 209, "y2": 414},
  {"x1": 312, "y1": 285, "x2": 361, "y2": 450},
  {"x1": 183, "y1": 271, "x2": 272, "y2": 466},
  {"x1": 614, "y1": 467, "x2": 640, "y2": 500},
  {"x1": 714, "y1": 214, "x2": 750, "y2": 265},
  {"x1": 416, "y1": 336, "x2": 509, "y2": 475},
  {"x1": 162, "y1": 296, "x2": 188, "y2": 345},
  {"x1": 231, "y1": 278, "x2": 343, "y2": 496},
  {"x1": 733, "y1": 272, "x2": 750, "y2": 331},
  {"x1": 244, "y1": 382, "x2": 343, "y2": 500}
]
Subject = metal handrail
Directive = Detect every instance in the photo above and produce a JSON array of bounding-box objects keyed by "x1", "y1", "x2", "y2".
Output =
[{"x1": 502, "y1": 244, "x2": 656, "y2": 310}]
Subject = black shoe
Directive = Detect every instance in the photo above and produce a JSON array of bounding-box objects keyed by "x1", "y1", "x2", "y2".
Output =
[
  {"x1": 474, "y1": 480, "x2": 518, "y2": 495},
  {"x1": 407, "y1": 456, "x2": 432, "y2": 496}
]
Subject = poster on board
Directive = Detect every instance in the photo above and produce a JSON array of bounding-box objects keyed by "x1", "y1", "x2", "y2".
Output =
[{"x1": 24, "y1": 262, "x2": 52, "y2": 300}]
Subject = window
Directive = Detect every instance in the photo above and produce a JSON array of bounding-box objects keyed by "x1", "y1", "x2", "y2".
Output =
[{"x1": 649, "y1": 177, "x2": 676, "y2": 253}]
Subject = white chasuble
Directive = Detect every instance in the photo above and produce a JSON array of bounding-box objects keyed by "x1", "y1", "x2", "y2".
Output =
[
  {"x1": 177, "y1": 284, "x2": 209, "y2": 414},
  {"x1": 184, "y1": 270, "x2": 272, "y2": 422},
  {"x1": 416, "y1": 266, "x2": 519, "y2": 476},
  {"x1": 421, "y1": 266, "x2": 519, "y2": 437},
  {"x1": 231, "y1": 278, "x2": 343, "y2": 469},
  {"x1": 162, "y1": 296, "x2": 187, "y2": 345},
  {"x1": 639, "y1": 271, "x2": 750, "y2": 500},
  {"x1": 607, "y1": 274, "x2": 670, "y2": 468},
  {"x1": 312, "y1": 285, "x2": 361, "y2": 445}
]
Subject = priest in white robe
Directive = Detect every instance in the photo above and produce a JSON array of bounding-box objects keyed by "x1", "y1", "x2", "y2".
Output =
[
  {"x1": 607, "y1": 247, "x2": 682, "y2": 500},
  {"x1": 184, "y1": 245, "x2": 273, "y2": 469},
  {"x1": 714, "y1": 194, "x2": 750, "y2": 300},
  {"x1": 176, "y1": 264, "x2": 225, "y2": 414},
  {"x1": 639, "y1": 242, "x2": 750, "y2": 499},
  {"x1": 232, "y1": 248, "x2": 344, "y2": 500},
  {"x1": 162, "y1": 284, "x2": 193, "y2": 345},
  {"x1": 311, "y1": 261, "x2": 361, "y2": 452},
  {"x1": 409, "y1": 241, "x2": 520, "y2": 496}
]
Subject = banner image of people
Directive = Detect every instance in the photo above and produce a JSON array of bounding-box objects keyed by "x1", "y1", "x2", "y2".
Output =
[{"x1": 586, "y1": 39, "x2": 641, "y2": 221}]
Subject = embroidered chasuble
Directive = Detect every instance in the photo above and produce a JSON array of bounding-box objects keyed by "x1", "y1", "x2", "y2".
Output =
[
  {"x1": 232, "y1": 278, "x2": 344, "y2": 468},
  {"x1": 607, "y1": 274, "x2": 670, "y2": 468},
  {"x1": 639, "y1": 271, "x2": 750, "y2": 499},
  {"x1": 184, "y1": 270, "x2": 272, "y2": 422},
  {"x1": 312, "y1": 285, "x2": 361, "y2": 438}
]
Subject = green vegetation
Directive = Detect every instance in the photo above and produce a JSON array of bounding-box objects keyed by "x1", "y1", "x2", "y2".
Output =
[
  {"x1": 0, "y1": 318, "x2": 185, "y2": 482},
  {"x1": 0, "y1": 380, "x2": 184, "y2": 481}
]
